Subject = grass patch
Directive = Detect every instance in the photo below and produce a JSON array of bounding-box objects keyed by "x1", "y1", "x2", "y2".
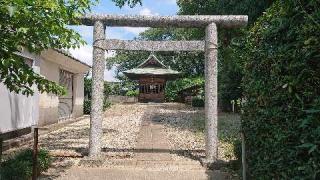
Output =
[
  {"x1": 0, "y1": 148, "x2": 51, "y2": 180},
  {"x1": 192, "y1": 113, "x2": 241, "y2": 160},
  {"x1": 192, "y1": 113, "x2": 240, "y2": 142},
  {"x1": 218, "y1": 113, "x2": 241, "y2": 143}
]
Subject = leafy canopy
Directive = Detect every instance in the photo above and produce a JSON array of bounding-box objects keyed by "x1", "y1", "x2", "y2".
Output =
[{"x1": 0, "y1": 0, "x2": 141, "y2": 96}]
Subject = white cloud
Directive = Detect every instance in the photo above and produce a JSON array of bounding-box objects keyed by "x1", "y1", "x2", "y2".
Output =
[
  {"x1": 122, "y1": 27, "x2": 148, "y2": 35},
  {"x1": 69, "y1": 45, "x2": 93, "y2": 66},
  {"x1": 104, "y1": 66, "x2": 119, "y2": 82},
  {"x1": 69, "y1": 45, "x2": 117, "y2": 81},
  {"x1": 139, "y1": 7, "x2": 159, "y2": 16},
  {"x1": 139, "y1": 8, "x2": 153, "y2": 16},
  {"x1": 160, "y1": 0, "x2": 177, "y2": 5},
  {"x1": 120, "y1": 8, "x2": 160, "y2": 36}
]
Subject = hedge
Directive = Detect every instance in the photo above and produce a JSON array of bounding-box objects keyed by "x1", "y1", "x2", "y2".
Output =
[
  {"x1": 192, "y1": 97, "x2": 205, "y2": 107},
  {"x1": 241, "y1": 0, "x2": 320, "y2": 179}
]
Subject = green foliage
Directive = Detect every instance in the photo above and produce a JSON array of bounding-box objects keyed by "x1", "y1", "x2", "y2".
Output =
[
  {"x1": 232, "y1": 138, "x2": 242, "y2": 169},
  {"x1": 0, "y1": 0, "x2": 141, "y2": 96},
  {"x1": 165, "y1": 77, "x2": 204, "y2": 101},
  {"x1": 84, "y1": 77, "x2": 112, "y2": 99},
  {"x1": 112, "y1": 0, "x2": 141, "y2": 8},
  {"x1": 108, "y1": 0, "x2": 272, "y2": 106},
  {"x1": 177, "y1": 0, "x2": 273, "y2": 111},
  {"x1": 84, "y1": 75, "x2": 92, "y2": 99},
  {"x1": 108, "y1": 82, "x2": 121, "y2": 95},
  {"x1": 83, "y1": 99, "x2": 111, "y2": 115},
  {"x1": 125, "y1": 89, "x2": 139, "y2": 97},
  {"x1": 192, "y1": 113, "x2": 241, "y2": 162},
  {"x1": 83, "y1": 77, "x2": 112, "y2": 114},
  {"x1": 0, "y1": 0, "x2": 97, "y2": 96},
  {"x1": 241, "y1": 0, "x2": 320, "y2": 178},
  {"x1": 83, "y1": 99, "x2": 91, "y2": 115},
  {"x1": 177, "y1": 0, "x2": 272, "y2": 24},
  {"x1": 0, "y1": 148, "x2": 51, "y2": 180},
  {"x1": 191, "y1": 97, "x2": 204, "y2": 107},
  {"x1": 103, "y1": 99, "x2": 112, "y2": 111}
]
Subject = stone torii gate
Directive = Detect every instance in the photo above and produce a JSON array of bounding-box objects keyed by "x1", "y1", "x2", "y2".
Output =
[{"x1": 79, "y1": 14, "x2": 248, "y2": 164}]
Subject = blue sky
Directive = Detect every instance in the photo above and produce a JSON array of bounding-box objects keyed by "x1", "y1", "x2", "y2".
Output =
[{"x1": 69, "y1": 0, "x2": 178, "y2": 81}]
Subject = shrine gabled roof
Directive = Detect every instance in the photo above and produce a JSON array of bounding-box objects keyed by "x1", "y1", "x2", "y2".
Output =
[
  {"x1": 123, "y1": 67, "x2": 181, "y2": 80},
  {"x1": 137, "y1": 54, "x2": 167, "y2": 68},
  {"x1": 123, "y1": 54, "x2": 182, "y2": 80}
]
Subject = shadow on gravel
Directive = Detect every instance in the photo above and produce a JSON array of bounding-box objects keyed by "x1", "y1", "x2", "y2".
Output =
[
  {"x1": 146, "y1": 103, "x2": 203, "y2": 132},
  {"x1": 143, "y1": 103, "x2": 241, "y2": 179},
  {"x1": 99, "y1": 147, "x2": 205, "y2": 161}
]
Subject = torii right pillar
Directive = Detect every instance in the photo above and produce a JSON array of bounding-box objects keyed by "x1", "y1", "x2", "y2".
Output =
[{"x1": 204, "y1": 22, "x2": 218, "y2": 165}]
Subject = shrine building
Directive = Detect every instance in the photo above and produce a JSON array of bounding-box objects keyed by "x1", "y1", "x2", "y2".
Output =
[{"x1": 123, "y1": 54, "x2": 181, "y2": 103}]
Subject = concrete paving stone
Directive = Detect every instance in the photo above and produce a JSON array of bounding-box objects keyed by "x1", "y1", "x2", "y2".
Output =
[{"x1": 58, "y1": 168, "x2": 228, "y2": 180}]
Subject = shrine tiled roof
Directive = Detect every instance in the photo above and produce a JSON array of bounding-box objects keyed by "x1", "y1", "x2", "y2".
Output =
[
  {"x1": 123, "y1": 54, "x2": 181, "y2": 80},
  {"x1": 123, "y1": 67, "x2": 181, "y2": 80}
]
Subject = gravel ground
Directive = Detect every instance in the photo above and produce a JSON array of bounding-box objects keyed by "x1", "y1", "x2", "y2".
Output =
[
  {"x1": 39, "y1": 104, "x2": 148, "y2": 178},
  {"x1": 40, "y1": 104, "x2": 147, "y2": 158},
  {"x1": 152, "y1": 103, "x2": 241, "y2": 162},
  {"x1": 151, "y1": 103, "x2": 241, "y2": 179},
  {"x1": 3, "y1": 103, "x2": 240, "y2": 179}
]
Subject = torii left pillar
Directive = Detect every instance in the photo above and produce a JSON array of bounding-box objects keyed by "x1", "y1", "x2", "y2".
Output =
[
  {"x1": 204, "y1": 23, "x2": 218, "y2": 163},
  {"x1": 89, "y1": 20, "x2": 105, "y2": 157}
]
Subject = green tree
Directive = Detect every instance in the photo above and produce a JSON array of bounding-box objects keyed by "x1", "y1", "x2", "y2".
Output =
[
  {"x1": 108, "y1": 0, "x2": 272, "y2": 108},
  {"x1": 178, "y1": 0, "x2": 273, "y2": 110},
  {"x1": 0, "y1": 0, "x2": 141, "y2": 96},
  {"x1": 241, "y1": 0, "x2": 320, "y2": 178}
]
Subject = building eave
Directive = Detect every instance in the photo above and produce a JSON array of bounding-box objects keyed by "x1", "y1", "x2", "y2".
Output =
[{"x1": 53, "y1": 49, "x2": 91, "y2": 68}]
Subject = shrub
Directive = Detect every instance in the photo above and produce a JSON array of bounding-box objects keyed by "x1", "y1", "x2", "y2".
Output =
[
  {"x1": 125, "y1": 89, "x2": 139, "y2": 97},
  {"x1": 241, "y1": 1, "x2": 320, "y2": 178},
  {"x1": 165, "y1": 77, "x2": 204, "y2": 102},
  {"x1": 103, "y1": 98, "x2": 111, "y2": 110},
  {"x1": 83, "y1": 99, "x2": 111, "y2": 114},
  {"x1": 0, "y1": 148, "x2": 51, "y2": 180},
  {"x1": 232, "y1": 139, "x2": 242, "y2": 167},
  {"x1": 83, "y1": 99, "x2": 91, "y2": 114},
  {"x1": 192, "y1": 97, "x2": 204, "y2": 107}
]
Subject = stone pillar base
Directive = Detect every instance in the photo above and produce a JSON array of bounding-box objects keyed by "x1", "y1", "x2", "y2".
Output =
[{"x1": 200, "y1": 158, "x2": 226, "y2": 170}]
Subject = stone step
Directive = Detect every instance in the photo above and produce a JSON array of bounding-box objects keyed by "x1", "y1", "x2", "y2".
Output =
[{"x1": 79, "y1": 159, "x2": 204, "y2": 170}]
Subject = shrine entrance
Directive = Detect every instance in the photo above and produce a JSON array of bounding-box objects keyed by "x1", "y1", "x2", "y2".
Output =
[{"x1": 77, "y1": 14, "x2": 248, "y2": 165}]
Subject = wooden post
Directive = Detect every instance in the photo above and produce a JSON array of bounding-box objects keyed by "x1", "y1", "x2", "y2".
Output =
[
  {"x1": 32, "y1": 127, "x2": 39, "y2": 180},
  {"x1": 232, "y1": 100, "x2": 235, "y2": 113},
  {"x1": 0, "y1": 136, "x2": 3, "y2": 165},
  {"x1": 241, "y1": 132, "x2": 247, "y2": 180}
]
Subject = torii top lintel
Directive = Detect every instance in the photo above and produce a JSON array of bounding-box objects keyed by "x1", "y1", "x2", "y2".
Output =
[{"x1": 78, "y1": 14, "x2": 248, "y2": 28}]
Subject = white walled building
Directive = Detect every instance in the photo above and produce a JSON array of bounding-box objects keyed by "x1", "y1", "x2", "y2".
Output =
[{"x1": 0, "y1": 49, "x2": 90, "y2": 135}]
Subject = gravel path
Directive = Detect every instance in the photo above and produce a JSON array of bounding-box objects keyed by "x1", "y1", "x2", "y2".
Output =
[{"x1": 35, "y1": 103, "x2": 240, "y2": 179}]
